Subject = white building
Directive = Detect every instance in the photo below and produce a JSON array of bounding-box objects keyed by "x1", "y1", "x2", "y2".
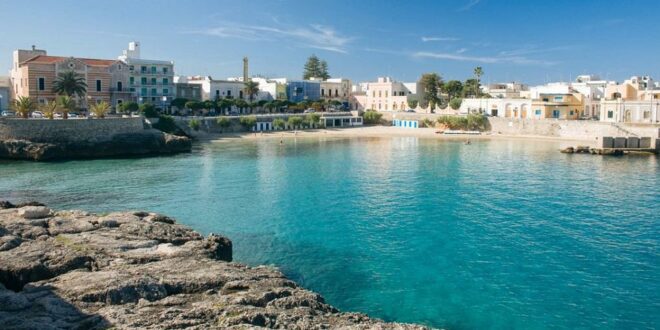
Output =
[
  {"x1": 356, "y1": 77, "x2": 420, "y2": 112},
  {"x1": 319, "y1": 78, "x2": 351, "y2": 102},
  {"x1": 460, "y1": 98, "x2": 532, "y2": 117},
  {"x1": 118, "y1": 42, "x2": 175, "y2": 108},
  {"x1": 184, "y1": 76, "x2": 246, "y2": 101},
  {"x1": 481, "y1": 82, "x2": 528, "y2": 98}
]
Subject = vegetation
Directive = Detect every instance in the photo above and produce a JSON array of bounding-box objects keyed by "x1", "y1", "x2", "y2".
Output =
[
  {"x1": 239, "y1": 115, "x2": 257, "y2": 130},
  {"x1": 11, "y1": 96, "x2": 35, "y2": 118},
  {"x1": 152, "y1": 115, "x2": 180, "y2": 134},
  {"x1": 188, "y1": 119, "x2": 201, "y2": 131},
  {"x1": 52, "y1": 71, "x2": 87, "y2": 97},
  {"x1": 362, "y1": 110, "x2": 383, "y2": 125},
  {"x1": 422, "y1": 118, "x2": 435, "y2": 128},
  {"x1": 449, "y1": 98, "x2": 463, "y2": 110},
  {"x1": 139, "y1": 103, "x2": 159, "y2": 118},
  {"x1": 442, "y1": 80, "x2": 463, "y2": 101},
  {"x1": 303, "y1": 54, "x2": 330, "y2": 80},
  {"x1": 243, "y1": 81, "x2": 260, "y2": 102},
  {"x1": 273, "y1": 118, "x2": 286, "y2": 130},
  {"x1": 171, "y1": 98, "x2": 188, "y2": 109},
  {"x1": 119, "y1": 101, "x2": 139, "y2": 114},
  {"x1": 473, "y1": 66, "x2": 484, "y2": 97},
  {"x1": 56, "y1": 95, "x2": 76, "y2": 119},
  {"x1": 89, "y1": 101, "x2": 110, "y2": 118},
  {"x1": 216, "y1": 117, "x2": 231, "y2": 132},
  {"x1": 40, "y1": 100, "x2": 58, "y2": 119},
  {"x1": 287, "y1": 116, "x2": 304, "y2": 129},
  {"x1": 419, "y1": 73, "x2": 443, "y2": 111},
  {"x1": 304, "y1": 113, "x2": 321, "y2": 128},
  {"x1": 407, "y1": 100, "x2": 418, "y2": 109},
  {"x1": 437, "y1": 114, "x2": 488, "y2": 131}
]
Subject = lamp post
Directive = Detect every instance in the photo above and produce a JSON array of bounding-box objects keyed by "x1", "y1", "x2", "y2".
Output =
[{"x1": 161, "y1": 96, "x2": 167, "y2": 114}]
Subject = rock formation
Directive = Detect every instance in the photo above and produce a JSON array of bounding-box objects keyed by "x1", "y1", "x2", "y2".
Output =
[{"x1": 0, "y1": 202, "x2": 427, "y2": 329}]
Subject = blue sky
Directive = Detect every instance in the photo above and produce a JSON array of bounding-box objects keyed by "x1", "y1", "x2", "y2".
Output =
[{"x1": 1, "y1": 0, "x2": 659, "y2": 85}]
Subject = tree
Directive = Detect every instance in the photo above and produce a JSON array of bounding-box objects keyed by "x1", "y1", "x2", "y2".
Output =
[
  {"x1": 407, "y1": 100, "x2": 418, "y2": 109},
  {"x1": 273, "y1": 118, "x2": 286, "y2": 130},
  {"x1": 40, "y1": 100, "x2": 58, "y2": 119},
  {"x1": 185, "y1": 101, "x2": 203, "y2": 115},
  {"x1": 449, "y1": 98, "x2": 463, "y2": 110},
  {"x1": 287, "y1": 116, "x2": 303, "y2": 129},
  {"x1": 419, "y1": 73, "x2": 443, "y2": 112},
  {"x1": 239, "y1": 115, "x2": 257, "y2": 131},
  {"x1": 216, "y1": 117, "x2": 231, "y2": 133},
  {"x1": 188, "y1": 119, "x2": 201, "y2": 131},
  {"x1": 473, "y1": 66, "x2": 484, "y2": 97},
  {"x1": 463, "y1": 79, "x2": 479, "y2": 98},
  {"x1": 11, "y1": 96, "x2": 35, "y2": 118},
  {"x1": 217, "y1": 99, "x2": 233, "y2": 115},
  {"x1": 139, "y1": 103, "x2": 159, "y2": 118},
  {"x1": 56, "y1": 95, "x2": 76, "y2": 119},
  {"x1": 363, "y1": 110, "x2": 383, "y2": 125},
  {"x1": 243, "y1": 80, "x2": 260, "y2": 102},
  {"x1": 443, "y1": 80, "x2": 463, "y2": 101},
  {"x1": 319, "y1": 60, "x2": 330, "y2": 80},
  {"x1": 52, "y1": 71, "x2": 87, "y2": 98},
  {"x1": 171, "y1": 98, "x2": 188, "y2": 109},
  {"x1": 235, "y1": 99, "x2": 248, "y2": 113},
  {"x1": 90, "y1": 101, "x2": 111, "y2": 118},
  {"x1": 304, "y1": 113, "x2": 321, "y2": 128},
  {"x1": 120, "y1": 101, "x2": 139, "y2": 114}
]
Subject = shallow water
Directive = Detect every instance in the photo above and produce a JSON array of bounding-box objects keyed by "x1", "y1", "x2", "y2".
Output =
[{"x1": 1, "y1": 136, "x2": 658, "y2": 329}]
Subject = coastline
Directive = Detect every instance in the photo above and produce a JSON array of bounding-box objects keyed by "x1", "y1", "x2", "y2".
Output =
[
  {"x1": 202, "y1": 126, "x2": 596, "y2": 146},
  {"x1": 0, "y1": 203, "x2": 429, "y2": 329}
]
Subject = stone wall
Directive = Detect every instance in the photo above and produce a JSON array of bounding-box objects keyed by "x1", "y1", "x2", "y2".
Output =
[
  {"x1": 487, "y1": 117, "x2": 660, "y2": 140},
  {"x1": 0, "y1": 117, "x2": 146, "y2": 143}
]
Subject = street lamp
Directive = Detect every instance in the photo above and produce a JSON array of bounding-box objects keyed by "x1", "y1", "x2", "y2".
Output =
[{"x1": 161, "y1": 96, "x2": 167, "y2": 114}]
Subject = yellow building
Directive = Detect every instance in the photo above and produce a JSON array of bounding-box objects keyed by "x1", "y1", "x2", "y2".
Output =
[{"x1": 531, "y1": 93, "x2": 583, "y2": 119}]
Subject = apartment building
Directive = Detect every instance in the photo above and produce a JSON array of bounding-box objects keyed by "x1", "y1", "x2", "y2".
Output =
[
  {"x1": 600, "y1": 76, "x2": 660, "y2": 123},
  {"x1": 118, "y1": 42, "x2": 174, "y2": 110},
  {"x1": 481, "y1": 82, "x2": 528, "y2": 98},
  {"x1": 319, "y1": 78, "x2": 351, "y2": 104},
  {"x1": 173, "y1": 76, "x2": 202, "y2": 101},
  {"x1": 271, "y1": 78, "x2": 320, "y2": 103},
  {"x1": 361, "y1": 77, "x2": 420, "y2": 112},
  {"x1": 184, "y1": 76, "x2": 245, "y2": 101}
]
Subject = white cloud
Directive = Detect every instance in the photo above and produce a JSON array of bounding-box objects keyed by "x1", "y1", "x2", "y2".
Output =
[
  {"x1": 457, "y1": 0, "x2": 481, "y2": 11},
  {"x1": 190, "y1": 23, "x2": 353, "y2": 54},
  {"x1": 413, "y1": 51, "x2": 556, "y2": 66},
  {"x1": 421, "y1": 36, "x2": 460, "y2": 42}
]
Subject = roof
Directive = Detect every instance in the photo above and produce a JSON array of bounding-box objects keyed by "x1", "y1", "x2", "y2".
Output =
[{"x1": 21, "y1": 55, "x2": 117, "y2": 67}]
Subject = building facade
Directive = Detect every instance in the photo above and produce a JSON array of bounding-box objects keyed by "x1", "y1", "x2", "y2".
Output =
[
  {"x1": 173, "y1": 76, "x2": 202, "y2": 101},
  {"x1": 118, "y1": 42, "x2": 174, "y2": 110},
  {"x1": 0, "y1": 76, "x2": 9, "y2": 112},
  {"x1": 362, "y1": 77, "x2": 420, "y2": 112},
  {"x1": 277, "y1": 79, "x2": 320, "y2": 103},
  {"x1": 9, "y1": 46, "x2": 126, "y2": 110},
  {"x1": 599, "y1": 76, "x2": 660, "y2": 124},
  {"x1": 320, "y1": 78, "x2": 351, "y2": 104},
  {"x1": 185, "y1": 76, "x2": 245, "y2": 101}
]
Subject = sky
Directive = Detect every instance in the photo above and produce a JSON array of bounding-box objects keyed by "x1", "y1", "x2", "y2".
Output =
[{"x1": 1, "y1": 0, "x2": 659, "y2": 85}]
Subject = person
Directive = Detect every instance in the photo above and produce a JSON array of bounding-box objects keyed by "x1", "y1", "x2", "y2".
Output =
[{"x1": 465, "y1": 139, "x2": 471, "y2": 145}]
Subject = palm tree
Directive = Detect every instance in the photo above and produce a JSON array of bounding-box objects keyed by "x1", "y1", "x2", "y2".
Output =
[
  {"x1": 40, "y1": 100, "x2": 58, "y2": 119},
  {"x1": 473, "y1": 67, "x2": 484, "y2": 97},
  {"x1": 243, "y1": 80, "x2": 259, "y2": 102},
  {"x1": 11, "y1": 96, "x2": 35, "y2": 118},
  {"x1": 52, "y1": 71, "x2": 87, "y2": 98},
  {"x1": 90, "y1": 101, "x2": 110, "y2": 119},
  {"x1": 56, "y1": 95, "x2": 76, "y2": 119}
]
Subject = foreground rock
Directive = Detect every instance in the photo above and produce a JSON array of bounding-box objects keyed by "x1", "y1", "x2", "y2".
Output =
[
  {"x1": 0, "y1": 202, "x2": 428, "y2": 329},
  {"x1": 0, "y1": 130, "x2": 191, "y2": 161}
]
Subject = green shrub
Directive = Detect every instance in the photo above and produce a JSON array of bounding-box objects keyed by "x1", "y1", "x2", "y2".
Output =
[
  {"x1": 449, "y1": 98, "x2": 463, "y2": 110},
  {"x1": 152, "y1": 115, "x2": 178, "y2": 134},
  {"x1": 287, "y1": 116, "x2": 304, "y2": 129},
  {"x1": 437, "y1": 114, "x2": 487, "y2": 131},
  {"x1": 273, "y1": 118, "x2": 286, "y2": 130},
  {"x1": 216, "y1": 117, "x2": 231, "y2": 132},
  {"x1": 466, "y1": 113, "x2": 488, "y2": 131},
  {"x1": 422, "y1": 118, "x2": 435, "y2": 128},
  {"x1": 304, "y1": 113, "x2": 321, "y2": 128},
  {"x1": 139, "y1": 103, "x2": 159, "y2": 118},
  {"x1": 188, "y1": 119, "x2": 201, "y2": 131},
  {"x1": 239, "y1": 116, "x2": 257, "y2": 130},
  {"x1": 363, "y1": 110, "x2": 383, "y2": 125}
]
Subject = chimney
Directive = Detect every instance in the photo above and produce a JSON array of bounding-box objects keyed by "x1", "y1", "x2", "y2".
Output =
[
  {"x1": 31, "y1": 45, "x2": 36, "y2": 51},
  {"x1": 243, "y1": 57, "x2": 249, "y2": 82}
]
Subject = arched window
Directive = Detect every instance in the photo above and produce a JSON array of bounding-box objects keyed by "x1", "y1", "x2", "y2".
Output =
[{"x1": 393, "y1": 103, "x2": 398, "y2": 110}]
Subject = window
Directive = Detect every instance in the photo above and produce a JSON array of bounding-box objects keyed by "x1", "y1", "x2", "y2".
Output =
[
  {"x1": 38, "y1": 77, "x2": 45, "y2": 91},
  {"x1": 141, "y1": 77, "x2": 147, "y2": 85},
  {"x1": 151, "y1": 78, "x2": 157, "y2": 85},
  {"x1": 163, "y1": 67, "x2": 168, "y2": 74},
  {"x1": 163, "y1": 89, "x2": 169, "y2": 95},
  {"x1": 141, "y1": 66, "x2": 147, "y2": 73},
  {"x1": 96, "y1": 80, "x2": 102, "y2": 92},
  {"x1": 378, "y1": 91, "x2": 381, "y2": 97},
  {"x1": 151, "y1": 88, "x2": 157, "y2": 96},
  {"x1": 569, "y1": 110, "x2": 574, "y2": 116},
  {"x1": 372, "y1": 91, "x2": 375, "y2": 97},
  {"x1": 607, "y1": 111, "x2": 613, "y2": 118},
  {"x1": 385, "y1": 91, "x2": 388, "y2": 98},
  {"x1": 117, "y1": 64, "x2": 122, "y2": 71},
  {"x1": 151, "y1": 66, "x2": 156, "y2": 74},
  {"x1": 130, "y1": 77, "x2": 135, "y2": 85},
  {"x1": 535, "y1": 109, "x2": 542, "y2": 115},
  {"x1": 542, "y1": 98, "x2": 549, "y2": 102},
  {"x1": 141, "y1": 87, "x2": 147, "y2": 96},
  {"x1": 117, "y1": 82, "x2": 122, "y2": 91},
  {"x1": 643, "y1": 111, "x2": 650, "y2": 119},
  {"x1": 216, "y1": 90, "x2": 220, "y2": 97},
  {"x1": 321, "y1": 89, "x2": 325, "y2": 96},
  {"x1": 227, "y1": 90, "x2": 231, "y2": 97},
  {"x1": 335, "y1": 89, "x2": 338, "y2": 97},
  {"x1": 554, "y1": 96, "x2": 563, "y2": 101},
  {"x1": 129, "y1": 65, "x2": 134, "y2": 71},
  {"x1": 552, "y1": 110, "x2": 560, "y2": 118},
  {"x1": 163, "y1": 78, "x2": 168, "y2": 85}
]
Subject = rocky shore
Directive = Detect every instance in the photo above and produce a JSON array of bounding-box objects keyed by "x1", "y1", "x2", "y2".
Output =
[
  {"x1": 0, "y1": 202, "x2": 428, "y2": 329},
  {"x1": 0, "y1": 130, "x2": 191, "y2": 161}
]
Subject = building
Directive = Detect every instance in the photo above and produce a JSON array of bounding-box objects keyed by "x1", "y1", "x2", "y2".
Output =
[
  {"x1": 9, "y1": 45, "x2": 126, "y2": 110},
  {"x1": 481, "y1": 82, "x2": 528, "y2": 98},
  {"x1": 173, "y1": 76, "x2": 202, "y2": 101},
  {"x1": 184, "y1": 76, "x2": 246, "y2": 101},
  {"x1": 248, "y1": 77, "x2": 286, "y2": 101},
  {"x1": 460, "y1": 98, "x2": 531, "y2": 117},
  {"x1": 118, "y1": 42, "x2": 174, "y2": 110},
  {"x1": 600, "y1": 76, "x2": 660, "y2": 124},
  {"x1": 531, "y1": 93, "x2": 584, "y2": 119},
  {"x1": 361, "y1": 77, "x2": 420, "y2": 112},
  {"x1": 0, "y1": 76, "x2": 10, "y2": 112},
  {"x1": 272, "y1": 79, "x2": 320, "y2": 103},
  {"x1": 319, "y1": 78, "x2": 352, "y2": 104}
]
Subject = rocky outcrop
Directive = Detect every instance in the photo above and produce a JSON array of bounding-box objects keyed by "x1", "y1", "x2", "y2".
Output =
[
  {"x1": 0, "y1": 203, "x2": 427, "y2": 329},
  {"x1": 0, "y1": 130, "x2": 191, "y2": 161}
]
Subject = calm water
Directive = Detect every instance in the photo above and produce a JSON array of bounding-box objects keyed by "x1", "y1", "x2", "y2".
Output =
[{"x1": 1, "y1": 136, "x2": 658, "y2": 329}]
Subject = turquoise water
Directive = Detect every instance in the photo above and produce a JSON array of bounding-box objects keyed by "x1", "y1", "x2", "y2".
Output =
[{"x1": 1, "y1": 136, "x2": 658, "y2": 329}]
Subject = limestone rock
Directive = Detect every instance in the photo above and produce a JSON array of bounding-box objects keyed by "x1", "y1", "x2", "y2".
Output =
[{"x1": 17, "y1": 206, "x2": 51, "y2": 219}]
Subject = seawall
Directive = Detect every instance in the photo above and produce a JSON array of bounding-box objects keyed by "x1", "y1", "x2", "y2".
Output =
[{"x1": 0, "y1": 117, "x2": 145, "y2": 143}]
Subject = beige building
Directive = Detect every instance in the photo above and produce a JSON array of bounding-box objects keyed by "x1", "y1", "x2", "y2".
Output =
[
  {"x1": 358, "y1": 77, "x2": 420, "y2": 112},
  {"x1": 319, "y1": 78, "x2": 351, "y2": 103},
  {"x1": 600, "y1": 76, "x2": 660, "y2": 123},
  {"x1": 10, "y1": 46, "x2": 130, "y2": 110}
]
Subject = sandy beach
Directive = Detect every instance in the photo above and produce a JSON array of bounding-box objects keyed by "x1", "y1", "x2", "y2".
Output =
[{"x1": 205, "y1": 126, "x2": 596, "y2": 145}]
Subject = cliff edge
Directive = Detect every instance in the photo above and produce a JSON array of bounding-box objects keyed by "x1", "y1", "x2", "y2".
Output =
[{"x1": 0, "y1": 202, "x2": 428, "y2": 329}]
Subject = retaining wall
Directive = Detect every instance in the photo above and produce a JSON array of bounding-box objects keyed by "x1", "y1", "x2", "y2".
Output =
[
  {"x1": 0, "y1": 117, "x2": 146, "y2": 143},
  {"x1": 487, "y1": 117, "x2": 660, "y2": 140}
]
